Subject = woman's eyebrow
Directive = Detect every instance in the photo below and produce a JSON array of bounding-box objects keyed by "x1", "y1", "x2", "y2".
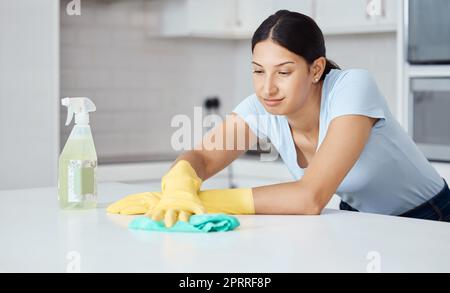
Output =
[{"x1": 252, "y1": 61, "x2": 295, "y2": 67}]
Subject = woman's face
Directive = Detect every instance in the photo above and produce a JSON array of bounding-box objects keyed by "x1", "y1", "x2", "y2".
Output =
[{"x1": 252, "y1": 40, "x2": 320, "y2": 116}]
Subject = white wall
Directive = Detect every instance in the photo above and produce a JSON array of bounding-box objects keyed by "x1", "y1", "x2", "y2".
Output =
[
  {"x1": 233, "y1": 39, "x2": 253, "y2": 105},
  {"x1": 0, "y1": 0, "x2": 59, "y2": 190},
  {"x1": 325, "y1": 32, "x2": 398, "y2": 116}
]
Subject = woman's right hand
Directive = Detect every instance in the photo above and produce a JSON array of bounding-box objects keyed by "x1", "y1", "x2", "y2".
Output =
[{"x1": 146, "y1": 160, "x2": 206, "y2": 227}]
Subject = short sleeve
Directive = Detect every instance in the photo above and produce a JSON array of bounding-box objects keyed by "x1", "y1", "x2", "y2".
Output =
[
  {"x1": 232, "y1": 94, "x2": 269, "y2": 139},
  {"x1": 328, "y1": 69, "x2": 387, "y2": 128}
]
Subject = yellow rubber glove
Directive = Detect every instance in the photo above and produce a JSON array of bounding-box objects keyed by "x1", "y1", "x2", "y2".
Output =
[
  {"x1": 148, "y1": 160, "x2": 206, "y2": 227},
  {"x1": 106, "y1": 191, "x2": 161, "y2": 215},
  {"x1": 106, "y1": 188, "x2": 254, "y2": 216},
  {"x1": 199, "y1": 188, "x2": 255, "y2": 215}
]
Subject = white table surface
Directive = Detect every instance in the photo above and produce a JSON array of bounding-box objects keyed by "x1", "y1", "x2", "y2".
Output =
[{"x1": 1, "y1": 182, "x2": 449, "y2": 273}]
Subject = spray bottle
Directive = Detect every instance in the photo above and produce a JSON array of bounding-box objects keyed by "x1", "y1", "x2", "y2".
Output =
[{"x1": 58, "y1": 97, "x2": 98, "y2": 209}]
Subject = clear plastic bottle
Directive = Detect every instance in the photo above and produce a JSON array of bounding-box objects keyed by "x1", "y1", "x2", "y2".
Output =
[{"x1": 58, "y1": 97, "x2": 98, "y2": 209}]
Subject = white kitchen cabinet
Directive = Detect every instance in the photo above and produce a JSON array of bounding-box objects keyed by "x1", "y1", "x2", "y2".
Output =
[
  {"x1": 316, "y1": 0, "x2": 397, "y2": 34},
  {"x1": 271, "y1": 0, "x2": 314, "y2": 17},
  {"x1": 153, "y1": 0, "x2": 314, "y2": 39},
  {"x1": 156, "y1": 0, "x2": 235, "y2": 37},
  {"x1": 153, "y1": 0, "x2": 396, "y2": 38},
  {"x1": 234, "y1": 0, "x2": 315, "y2": 35},
  {"x1": 233, "y1": 0, "x2": 273, "y2": 37},
  {"x1": 155, "y1": 0, "x2": 234, "y2": 38}
]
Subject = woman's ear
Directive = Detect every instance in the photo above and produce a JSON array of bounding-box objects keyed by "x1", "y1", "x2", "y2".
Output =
[{"x1": 312, "y1": 57, "x2": 326, "y2": 82}]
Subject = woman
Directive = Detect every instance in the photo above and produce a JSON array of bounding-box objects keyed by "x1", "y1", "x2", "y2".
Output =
[{"x1": 108, "y1": 10, "x2": 450, "y2": 225}]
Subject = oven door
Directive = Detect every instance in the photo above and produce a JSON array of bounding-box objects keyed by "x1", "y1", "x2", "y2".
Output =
[
  {"x1": 410, "y1": 78, "x2": 450, "y2": 161},
  {"x1": 408, "y1": 0, "x2": 450, "y2": 64}
]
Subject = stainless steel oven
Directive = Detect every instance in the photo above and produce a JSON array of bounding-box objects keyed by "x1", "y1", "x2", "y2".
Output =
[
  {"x1": 408, "y1": 0, "x2": 450, "y2": 64},
  {"x1": 410, "y1": 78, "x2": 450, "y2": 161}
]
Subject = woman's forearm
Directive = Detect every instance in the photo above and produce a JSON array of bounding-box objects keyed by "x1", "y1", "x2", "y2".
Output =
[{"x1": 252, "y1": 180, "x2": 321, "y2": 215}]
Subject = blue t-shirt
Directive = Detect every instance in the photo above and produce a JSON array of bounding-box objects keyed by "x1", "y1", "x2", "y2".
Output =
[{"x1": 232, "y1": 68, "x2": 444, "y2": 215}]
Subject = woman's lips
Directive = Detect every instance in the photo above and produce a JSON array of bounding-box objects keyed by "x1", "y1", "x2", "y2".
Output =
[{"x1": 263, "y1": 97, "x2": 284, "y2": 107}]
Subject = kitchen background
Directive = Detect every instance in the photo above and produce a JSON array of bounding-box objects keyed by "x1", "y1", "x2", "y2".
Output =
[{"x1": 1, "y1": 0, "x2": 449, "y2": 200}]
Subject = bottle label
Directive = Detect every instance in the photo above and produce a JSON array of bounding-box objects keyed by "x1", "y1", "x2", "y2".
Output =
[{"x1": 67, "y1": 160, "x2": 97, "y2": 203}]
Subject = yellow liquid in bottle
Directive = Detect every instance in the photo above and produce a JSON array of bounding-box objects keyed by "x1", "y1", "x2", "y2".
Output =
[{"x1": 58, "y1": 126, "x2": 97, "y2": 209}]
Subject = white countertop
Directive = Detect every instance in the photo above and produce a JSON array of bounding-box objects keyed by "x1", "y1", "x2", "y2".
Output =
[{"x1": 1, "y1": 182, "x2": 449, "y2": 273}]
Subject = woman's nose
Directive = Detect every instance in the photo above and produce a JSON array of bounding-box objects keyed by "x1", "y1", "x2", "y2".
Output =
[{"x1": 263, "y1": 76, "x2": 278, "y2": 97}]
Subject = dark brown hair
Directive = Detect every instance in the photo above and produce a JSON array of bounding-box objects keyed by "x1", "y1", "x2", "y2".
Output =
[{"x1": 252, "y1": 10, "x2": 340, "y2": 81}]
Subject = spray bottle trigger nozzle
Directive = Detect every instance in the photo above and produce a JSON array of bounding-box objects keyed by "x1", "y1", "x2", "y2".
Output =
[
  {"x1": 61, "y1": 97, "x2": 96, "y2": 126},
  {"x1": 61, "y1": 98, "x2": 74, "y2": 126}
]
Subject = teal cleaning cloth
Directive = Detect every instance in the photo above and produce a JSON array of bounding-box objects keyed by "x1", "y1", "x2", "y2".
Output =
[{"x1": 129, "y1": 213, "x2": 240, "y2": 233}]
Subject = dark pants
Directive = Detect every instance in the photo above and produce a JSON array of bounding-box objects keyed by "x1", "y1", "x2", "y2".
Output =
[{"x1": 339, "y1": 179, "x2": 450, "y2": 222}]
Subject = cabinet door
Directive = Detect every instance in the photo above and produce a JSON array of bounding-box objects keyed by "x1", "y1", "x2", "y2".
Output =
[
  {"x1": 157, "y1": 0, "x2": 316, "y2": 38},
  {"x1": 315, "y1": 0, "x2": 397, "y2": 34},
  {"x1": 234, "y1": 0, "x2": 315, "y2": 37},
  {"x1": 271, "y1": 0, "x2": 314, "y2": 17},
  {"x1": 234, "y1": 0, "x2": 273, "y2": 36},
  {"x1": 187, "y1": 0, "x2": 236, "y2": 36}
]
